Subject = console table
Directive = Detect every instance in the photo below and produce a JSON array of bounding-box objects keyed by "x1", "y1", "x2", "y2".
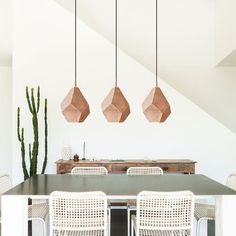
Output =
[{"x1": 56, "y1": 159, "x2": 196, "y2": 174}]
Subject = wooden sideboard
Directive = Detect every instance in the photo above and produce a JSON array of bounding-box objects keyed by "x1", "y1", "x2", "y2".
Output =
[{"x1": 56, "y1": 159, "x2": 196, "y2": 174}]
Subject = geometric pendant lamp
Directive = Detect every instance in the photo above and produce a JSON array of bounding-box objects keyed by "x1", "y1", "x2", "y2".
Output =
[
  {"x1": 61, "y1": 0, "x2": 90, "y2": 123},
  {"x1": 142, "y1": 0, "x2": 171, "y2": 122},
  {"x1": 101, "y1": 0, "x2": 130, "y2": 122}
]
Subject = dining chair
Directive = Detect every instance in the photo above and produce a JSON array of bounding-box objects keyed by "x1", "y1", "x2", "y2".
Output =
[
  {"x1": 71, "y1": 166, "x2": 110, "y2": 236},
  {"x1": 0, "y1": 174, "x2": 48, "y2": 236},
  {"x1": 127, "y1": 166, "x2": 163, "y2": 175},
  {"x1": 126, "y1": 166, "x2": 163, "y2": 236},
  {"x1": 71, "y1": 166, "x2": 108, "y2": 175},
  {"x1": 131, "y1": 191, "x2": 195, "y2": 236},
  {"x1": 49, "y1": 191, "x2": 108, "y2": 236},
  {"x1": 195, "y1": 173, "x2": 236, "y2": 236}
]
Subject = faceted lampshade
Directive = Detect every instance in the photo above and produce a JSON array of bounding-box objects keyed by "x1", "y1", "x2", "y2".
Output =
[
  {"x1": 61, "y1": 87, "x2": 90, "y2": 122},
  {"x1": 142, "y1": 87, "x2": 171, "y2": 122},
  {"x1": 102, "y1": 87, "x2": 130, "y2": 122}
]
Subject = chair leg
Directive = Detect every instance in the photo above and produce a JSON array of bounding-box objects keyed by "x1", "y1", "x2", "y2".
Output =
[
  {"x1": 131, "y1": 217, "x2": 134, "y2": 236},
  {"x1": 30, "y1": 218, "x2": 46, "y2": 236},
  {"x1": 127, "y1": 206, "x2": 130, "y2": 236},
  {"x1": 196, "y1": 218, "x2": 205, "y2": 236},
  {"x1": 195, "y1": 219, "x2": 198, "y2": 236},
  {"x1": 108, "y1": 207, "x2": 111, "y2": 236},
  {"x1": 42, "y1": 220, "x2": 46, "y2": 236}
]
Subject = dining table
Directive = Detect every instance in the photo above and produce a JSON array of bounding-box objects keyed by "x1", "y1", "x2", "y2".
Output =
[{"x1": 1, "y1": 174, "x2": 236, "y2": 236}]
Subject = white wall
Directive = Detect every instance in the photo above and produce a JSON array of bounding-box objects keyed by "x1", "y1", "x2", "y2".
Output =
[
  {"x1": 0, "y1": 0, "x2": 12, "y2": 66},
  {"x1": 12, "y1": 0, "x2": 236, "y2": 186},
  {"x1": 0, "y1": 67, "x2": 12, "y2": 176}
]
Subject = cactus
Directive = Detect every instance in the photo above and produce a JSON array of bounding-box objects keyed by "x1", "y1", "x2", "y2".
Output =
[
  {"x1": 17, "y1": 86, "x2": 48, "y2": 180},
  {"x1": 41, "y1": 99, "x2": 48, "y2": 174},
  {"x1": 17, "y1": 107, "x2": 29, "y2": 180}
]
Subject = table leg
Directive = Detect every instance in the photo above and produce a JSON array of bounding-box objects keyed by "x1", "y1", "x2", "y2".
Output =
[
  {"x1": 215, "y1": 195, "x2": 236, "y2": 236},
  {"x1": 2, "y1": 195, "x2": 28, "y2": 236}
]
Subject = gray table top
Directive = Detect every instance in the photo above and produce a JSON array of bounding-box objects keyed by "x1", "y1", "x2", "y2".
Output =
[{"x1": 4, "y1": 174, "x2": 236, "y2": 196}]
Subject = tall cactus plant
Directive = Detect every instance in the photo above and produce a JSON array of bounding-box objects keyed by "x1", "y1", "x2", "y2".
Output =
[{"x1": 17, "y1": 86, "x2": 48, "y2": 180}]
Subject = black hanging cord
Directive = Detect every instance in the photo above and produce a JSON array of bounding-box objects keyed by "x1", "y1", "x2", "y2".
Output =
[
  {"x1": 75, "y1": 0, "x2": 77, "y2": 87},
  {"x1": 115, "y1": 0, "x2": 118, "y2": 87},
  {"x1": 156, "y1": 0, "x2": 158, "y2": 87}
]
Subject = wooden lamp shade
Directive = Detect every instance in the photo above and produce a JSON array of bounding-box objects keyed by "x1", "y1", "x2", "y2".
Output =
[
  {"x1": 142, "y1": 87, "x2": 171, "y2": 122},
  {"x1": 142, "y1": 0, "x2": 171, "y2": 123},
  {"x1": 61, "y1": 87, "x2": 90, "y2": 123},
  {"x1": 102, "y1": 87, "x2": 130, "y2": 122}
]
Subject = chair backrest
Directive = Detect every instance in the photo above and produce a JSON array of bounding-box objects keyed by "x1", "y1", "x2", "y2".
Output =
[
  {"x1": 71, "y1": 166, "x2": 108, "y2": 175},
  {"x1": 126, "y1": 166, "x2": 163, "y2": 175},
  {"x1": 136, "y1": 191, "x2": 195, "y2": 235},
  {"x1": 0, "y1": 175, "x2": 12, "y2": 194},
  {"x1": 49, "y1": 191, "x2": 107, "y2": 235},
  {"x1": 226, "y1": 173, "x2": 236, "y2": 191}
]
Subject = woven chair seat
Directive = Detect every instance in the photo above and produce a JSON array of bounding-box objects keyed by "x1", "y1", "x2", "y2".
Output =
[
  {"x1": 28, "y1": 202, "x2": 49, "y2": 220},
  {"x1": 139, "y1": 229, "x2": 191, "y2": 236},
  {"x1": 194, "y1": 203, "x2": 215, "y2": 220},
  {"x1": 132, "y1": 215, "x2": 191, "y2": 236},
  {"x1": 52, "y1": 230, "x2": 105, "y2": 236},
  {"x1": 0, "y1": 203, "x2": 48, "y2": 221}
]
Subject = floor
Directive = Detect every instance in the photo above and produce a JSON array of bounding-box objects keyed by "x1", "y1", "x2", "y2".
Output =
[
  {"x1": 208, "y1": 221, "x2": 215, "y2": 236},
  {"x1": 111, "y1": 209, "x2": 127, "y2": 236}
]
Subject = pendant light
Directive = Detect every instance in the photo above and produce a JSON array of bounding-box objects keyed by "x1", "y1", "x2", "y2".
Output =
[
  {"x1": 142, "y1": 0, "x2": 171, "y2": 122},
  {"x1": 101, "y1": 0, "x2": 130, "y2": 122},
  {"x1": 61, "y1": 0, "x2": 90, "y2": 123}
]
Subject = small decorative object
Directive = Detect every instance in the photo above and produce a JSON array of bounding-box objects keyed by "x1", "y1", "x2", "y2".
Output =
[
  {"x1": 73, "y1": 154, "x2": 79, "y2": 162},
  {"x1": 142, "y1": 0, "x2": 171, "y2": 122},
  {"x1": 61, "y1": 146, "x2": 72, "y2": 160},
  {"x1": 61, "y1": 0, "x2": 90, "y2": 123},
  {"x1": 17, "y1": 86, "x2": 48, "y2": 180},
  {"x1": 101, "y1": 0, "x2": 130, "y2": 122}
]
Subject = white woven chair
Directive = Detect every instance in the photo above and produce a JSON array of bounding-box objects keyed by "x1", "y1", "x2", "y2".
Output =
[
  {"x1": 195, "y1": 173, "x2": 236, "y2": 236},
  {"x1": 131, "y1": 191, "x2": 195, "y2": 236},
  {"x1": 49, "y1": 191, "x2": 108, "y2": 236},
  {"x1": 127, "y1": 167, "x2": 163, "y2": 236},
  {"x1": 0, "y1": 175, "x2": 48, "y2": 236},
  {"x1": 71, "y1": 166, "x2": 108, "y2": 175},
  {"x1": 127, "y1": 167, "x2": 163, "y2": 176},
  {"x1": 70, "y1": 167, "x2": 110, "y2": 236}
]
